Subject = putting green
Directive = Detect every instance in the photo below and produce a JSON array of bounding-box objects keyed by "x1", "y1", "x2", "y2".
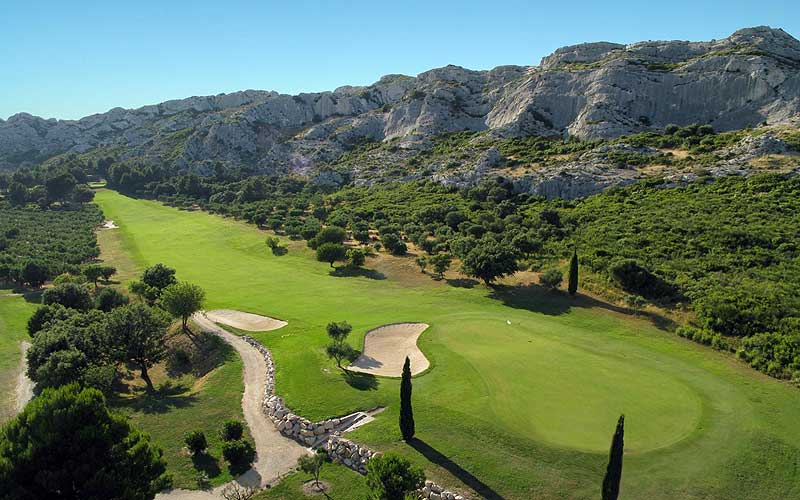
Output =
[
  {"x1": 443, "y1": 315, "x2": 701, "y2": 452},
  {"x1": 94, "y1": 190, "x2": 800, "y2": 500}
]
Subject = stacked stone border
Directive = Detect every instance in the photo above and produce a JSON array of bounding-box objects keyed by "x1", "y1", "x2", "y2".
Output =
[{"x1": 240, "y1": 335, "x2": 467, "y2": 500}]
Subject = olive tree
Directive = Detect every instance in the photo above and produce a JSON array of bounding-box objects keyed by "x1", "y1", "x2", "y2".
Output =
[
  {"x1": 428, "y1": 253, "x2": 452, "y2": 279},
  {"x1": 461, "y1": 240, "x2": 518, "y2": 285},
  {"x1": 325, "y1": 321, "x2": 355, "y2": 368},
  {"x1": 161, "y1": 281, "x2": 206, "y2": 332},
  {"x1": 298, "y1": 449, "x2": 328, "y2": 491},
  {"x1": 316, "y1": 243, "x2": 346, "y2": 267},
  {"x1": 107, "y1": 304, "x2": 169, "y2": 392}
]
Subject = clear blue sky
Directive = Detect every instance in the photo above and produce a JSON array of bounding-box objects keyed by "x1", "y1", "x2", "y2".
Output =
[{"x1": 1, "y1": 0, "x2": 797, "y2": 120}]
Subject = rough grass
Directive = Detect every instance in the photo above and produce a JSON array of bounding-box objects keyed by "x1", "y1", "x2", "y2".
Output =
[
  {"x1": 108, "y1": 328, "x2": 252, "y2": 489},
  {"x1": 94, "y1": 189, "x2": 800, "y2": 500},
  {"x1": 0, "y1": 290, "x2": 37, "y2": 422}
]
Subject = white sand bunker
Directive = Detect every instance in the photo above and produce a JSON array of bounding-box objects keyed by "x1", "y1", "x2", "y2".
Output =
[
  {"x1": 347, "y1": 323, "x2": 430, "y2": 377},
  {"x1": 205, "y1": 309, "x2": 287, "y2": 332}
]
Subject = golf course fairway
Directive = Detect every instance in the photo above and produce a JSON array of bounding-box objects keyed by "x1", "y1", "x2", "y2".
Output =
[{"x1": 94, "y1": 189, "x2": 800, "y2": 500}]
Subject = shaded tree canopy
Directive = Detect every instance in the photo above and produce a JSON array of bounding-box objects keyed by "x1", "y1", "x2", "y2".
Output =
[{"x1": 0, "y1": 384, "x2": 170, "y2": 499}]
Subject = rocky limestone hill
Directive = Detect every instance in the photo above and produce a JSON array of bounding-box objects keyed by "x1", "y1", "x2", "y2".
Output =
[{"x1": 1, "y1": 26, "x2": 799, "y2": 197}]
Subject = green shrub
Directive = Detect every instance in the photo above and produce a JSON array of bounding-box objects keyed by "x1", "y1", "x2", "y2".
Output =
[
  {"x1": 184, "y1": 430, "x2": 207, "y2": 455},
  {"x1": 539, "y1": 269, "x2": 563, "y2": 289},
  {"x1": 221, "y1": 439, "x2": 254, "y2": 467},
  {"x1": 94, "y1": 287, "x2": 129, "y2": 312},
  {"x1": 346, "y1": 248, "x2": 366, "y2": 267},
  {"x1": 221, "y1": 419, "x2": 244, "y2": 441},
  {"x1": 42, "y1": 283, "x2": 93, "y2": 310},
  {"x1": 366, "y1": 453, "x2": 425, "y2": 500},
  {"x1": 609, "y1": 259, "x2": 677, "y2": 301}
]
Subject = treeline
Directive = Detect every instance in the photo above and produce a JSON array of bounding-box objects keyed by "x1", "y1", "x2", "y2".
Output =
[
  {"x1": 26, "y1": 263, "x2": 209, "y2": 392},
  {"x1": 0, "y1": 153, "x2": 104, "y2": 208}
]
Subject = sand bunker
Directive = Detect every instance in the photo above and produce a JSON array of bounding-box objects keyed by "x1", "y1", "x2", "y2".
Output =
[
  {"x1": 205, "y1": 309, "x2": 287, "y2": 332},
  {"x1": 347, "y1": 323, "x2": 430, "y2": 377}
]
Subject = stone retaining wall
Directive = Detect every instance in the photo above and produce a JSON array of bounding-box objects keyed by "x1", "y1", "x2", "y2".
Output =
[{"x1": 239, "y1": 335, "x2": 467, "y2": 499}]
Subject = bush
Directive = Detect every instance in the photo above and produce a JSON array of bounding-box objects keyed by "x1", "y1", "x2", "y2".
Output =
[
  {"x1": 738, "y1": 332, "x2": 800, "y2": 379},
  {"x1": 53, "y1": 273, "x2": 86, "y2": 286},
  {"x1": 221, "y1": 439, "x2": 254, "y2": 467},
  {"x1": 95, "y1": 287, "x2": 129, "y2": 312},
  {"x1": 42, "y1": 283, "x2": 93, "y2": 310},
  {"x1": 539, "y1": 269, "x2": 563, "y2": 289},
  {"x1": 676, "y1": 325, "x2": 731, "y2": 352},
  {"x1": 184, "y1": 430, "x2": 208, "y2": 455},
  {"x1": 221, "y1": 419, "x2": 244, "y2": 441},
  {"x1": 347, "y1": 248, "x2": 366, "y2": 267},
  {"x1": 27, "y1": 304, "x2": 76, "y2": 336},
  {"x1": 366, "y1": 453, "x2": 425, "y2": 500},
  {"x1": 265, "y1": 236, "x2": 280, "y2": 249},
  {"x1": 316, "y1": 226, "x2": 347, "y2": 245},
  {"x1": 609, "y1": 259, "x2": 677, "y2": 301}
]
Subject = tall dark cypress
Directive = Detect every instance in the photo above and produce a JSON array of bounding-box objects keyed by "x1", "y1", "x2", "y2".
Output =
[
  {"x1": 399, "y1": 356, "x2": 415, "y2": 441},
  {"x1": 568, "y1": 248, "x2": 578, "y2": 296},
  {"x1": 602, "y1": 415, "x2": 625, "y2": 500}
]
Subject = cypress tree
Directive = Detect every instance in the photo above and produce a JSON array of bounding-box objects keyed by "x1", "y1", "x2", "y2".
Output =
[
  {"x1": 602, "y1": 414, "x2": 625, "y2": 500},
  {"x1": 568, "y1": 248, "x2": 578, "y2": 296},
  {"x1": 399, "y1": 356, "x2": 415, "y2": 441}
]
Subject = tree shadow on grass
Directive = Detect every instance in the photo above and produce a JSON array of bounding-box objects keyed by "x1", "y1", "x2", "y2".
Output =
[
  {"x1": 489, "y1": 284, "x2": 570, "y2": 316},
  {"x1": 329, "y1": 267, "x2": 386, "y2": 280},
  {"x1": 489, "y1": 284, "x2": 677, "y2": 331},
  {"x1": 109, "y1": 382, "x2": 198, "y2": 415},
  {"x1": 409, "y1": 438, "x2": 505, "y2": 500},
  {"x1": 5, "y1": 287, "x2": 44, "y2": 304},
  {"x1": 446, "y1": 278, "x2": 479, "y2": 289},
  {"x1": 340, "y1": 370, "x2": 379, "y2": 391},
  {"x1": 191, "y1": 452, "x2": 222, "y2": 480}
]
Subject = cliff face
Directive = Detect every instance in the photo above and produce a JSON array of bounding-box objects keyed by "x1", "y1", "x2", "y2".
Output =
[{"x1": 1, "y1": 26, "x2": 799, "y2": 195}]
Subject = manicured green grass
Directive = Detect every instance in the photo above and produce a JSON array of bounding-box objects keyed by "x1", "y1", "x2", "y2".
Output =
[
  {"x1": 94, "y1": 190, "x2": 800, "y2": 500},
  {"x1": 0, "y1": 290, "x2": 37, "y2": 423}
]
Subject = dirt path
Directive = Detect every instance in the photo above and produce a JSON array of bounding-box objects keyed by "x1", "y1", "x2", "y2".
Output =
[
  {"x1": 15, "y1": 341, "x2": 34, "y2": 413},
  {"x1": 157, "y1": 314, "x2": 308, "y2": 499}
]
